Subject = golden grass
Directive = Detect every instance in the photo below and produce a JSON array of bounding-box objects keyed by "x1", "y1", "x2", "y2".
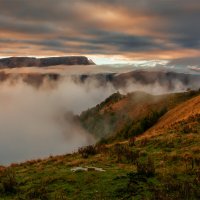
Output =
[{"x1": 140, "y1": 95, "x2": 200, "y2": 139}]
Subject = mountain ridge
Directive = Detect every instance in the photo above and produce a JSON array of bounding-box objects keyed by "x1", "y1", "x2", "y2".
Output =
[
  {"x1": 0, "y1": 56, "x2": 95, "y2": 68},
  {"x1": 79, "y1": 90, "x2": 200, "y2": 140}
]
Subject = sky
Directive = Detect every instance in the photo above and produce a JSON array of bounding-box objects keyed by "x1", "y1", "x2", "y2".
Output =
[{"x1": 0, "y1": 0, "x2": 200, "y2": 65}]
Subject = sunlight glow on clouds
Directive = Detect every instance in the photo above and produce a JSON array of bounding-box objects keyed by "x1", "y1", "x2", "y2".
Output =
[
  {"x1": 0, "y1": 0, "x2": 199, "y2": 65},
  {"x1": 90, "y1": 55, "x2": 169, "y2": 67}
]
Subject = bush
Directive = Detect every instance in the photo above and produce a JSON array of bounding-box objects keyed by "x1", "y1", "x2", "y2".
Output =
[
  {"x1": 116, "y1": 172, "x2": 150, "y2": 199},
  {"x1": 128, "y1": 137, "x2": 136, "y2": 147},
  {"x1": 78, "y1": 145, "x2": 97, "y2": 158},
  {"x1": 0, "y1": 168, "x2": 18, "y2": 194},
  {"x1": 95, "y1": 144, "x2": 109, "y2": 154},
  {"x1": 139, "y1": 138, "x2": 148, "y2": 147},
  {"x1": 182, "y1": 124, "x2": 193, "y2": 134},
  {"x1": 26, "y1": 184, "x2": 48, "y2": 200},
  {"x1": 112, "y1": 144, "x2": 139, "y2": 163},
  {"x1": 54, "y1": 190, "x2": 68, "y2": 200},
  {"x1": 136, "y1": 156, "x2": 155, "y2": 177}
]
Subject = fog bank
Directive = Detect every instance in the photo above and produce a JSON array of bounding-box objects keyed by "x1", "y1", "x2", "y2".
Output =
[
  {"x1": 0, "y1": 78, "x2": 116, "y2": 165},
  {"x1": 0, "y1": 65, "x2": 199, "y2": 165}
]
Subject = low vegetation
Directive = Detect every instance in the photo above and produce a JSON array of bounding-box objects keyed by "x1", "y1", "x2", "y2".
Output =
[
  {"x1": 78, "y1": 145, "x2": 97, "y2": 158},
  {"x1": 112, "y1": 108, "x2": 167, "y2": 141},
  {"x1": 1, "y1": 127, "x2": 199, "y2": 199}
]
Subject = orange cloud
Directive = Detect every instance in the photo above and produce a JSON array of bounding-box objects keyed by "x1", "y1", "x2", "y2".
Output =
[{"x1": 0, "y1": 0, "x2": 199, "y2": 64}]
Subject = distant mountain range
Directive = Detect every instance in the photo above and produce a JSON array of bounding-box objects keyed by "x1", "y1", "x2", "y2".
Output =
[
  {"x1": 0, "y1": 56, "x2": 95, "y2": 68},
  {"x1": 77, "y1": 70, "x2": 200, "y2": 90},
  {"x1": 0, "y1": 69, "x2": 199, "y2": 91}
]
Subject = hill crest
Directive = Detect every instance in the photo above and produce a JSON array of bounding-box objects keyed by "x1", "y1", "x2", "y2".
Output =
[{"x1": 0, "y1": 56, "x2": 95, "y2": 68}]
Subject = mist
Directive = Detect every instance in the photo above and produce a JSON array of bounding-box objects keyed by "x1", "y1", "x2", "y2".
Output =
[
  {"x1": 0, "y1": 65, "x2": 199, "y2": 165},
  {"x1": 0, "y1": 76, "x2": 116, "y2": 165}
]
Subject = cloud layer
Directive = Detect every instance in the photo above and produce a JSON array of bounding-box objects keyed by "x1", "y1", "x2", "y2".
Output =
[
  {"x1": 0, "y1": 65, "x2": 199, "y2": 165},
  {"x1": 0, "y1": 76, "x2": 115, "y2": 165},
  {"x1": 0, "y1": 0, "x2": 200, "y2": 62}
]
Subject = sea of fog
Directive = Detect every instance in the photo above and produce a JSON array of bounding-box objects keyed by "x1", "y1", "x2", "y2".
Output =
[{"x1": 0, "y1": 64, "x2": 198, "y2": 165}]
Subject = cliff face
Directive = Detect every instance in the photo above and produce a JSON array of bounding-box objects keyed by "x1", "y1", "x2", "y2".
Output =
[{"x1": 0, "y1": 56, "x2": 95, "y2": 68}]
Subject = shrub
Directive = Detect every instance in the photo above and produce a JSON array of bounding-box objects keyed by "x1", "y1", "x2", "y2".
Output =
[
  {"x1": 128, "y1": 137, "x2": 136, "y2": 147},
  {"x1": 117, "y1": 172, "x2": 150, "y2": 199},
  {"x1": 95, "y1": 144, "x2": 109, "y2": 154},
  {"x1": 112, "y1": 144, "x2": 125, "y2": 162},
  {"x1": 54, "y1": 190, "x2": 68, "y2": 200},
  {"x1": 136, "y1": 156, "x2": 155, "y2": 177},
  {"x1": 0, "y1": 168, "x2": 18, "y2": 194},
  {"x1": 182, "y1": 125, "x2": 192, "y2": 134},
  {"x1": 141, "y1": 138, "x2": 149, "y2": 147},
  {"x1": 78, "y1": 145, "x2": 97, "y2": 158},
  {"x1": 112, "y1": 144, "x2": 139, "y2": 163},
  {"x1": 26, "y1": 184, "x2": 48, "y2": 200}
]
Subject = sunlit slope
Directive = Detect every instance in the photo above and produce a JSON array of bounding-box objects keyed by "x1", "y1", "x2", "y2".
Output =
[
  {"x1": 79, "y1": 90, "x2": 200, "y2": 139},
  {"x1": 141, "y1": 94, "x2": 200, "y2": 138}
]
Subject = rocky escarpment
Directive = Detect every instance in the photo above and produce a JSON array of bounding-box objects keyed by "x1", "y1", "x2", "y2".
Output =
[{"x1": 0, "y1": 56, "x2": 95, "y2": 68}]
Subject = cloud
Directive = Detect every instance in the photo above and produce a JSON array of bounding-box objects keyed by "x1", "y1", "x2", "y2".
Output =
[
  {"x1": 0, "y1": 65, "x2": 199, "y2": 164},
  {"x1": 0, "y1": 76, "x2": 116, "y2": 165},
  {"x1": 188, "y1": 66, "x2": 200, "y2": 72},
  {"x1": 0, "y1": 0, "x2": 200, "y2": 61}
]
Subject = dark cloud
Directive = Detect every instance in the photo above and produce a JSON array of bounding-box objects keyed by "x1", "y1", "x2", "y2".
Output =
[
  {"x1": 0, "y1": 15, "x2": 55, "y2": 34},
  {"x1": 60, "y1": 31, "x2": 167, "y2": 52},
  {"x1": 0, "y1": 0, "x2": 199, "y2": 62}
]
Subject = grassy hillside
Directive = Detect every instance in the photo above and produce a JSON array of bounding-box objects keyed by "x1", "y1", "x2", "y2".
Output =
[
  {"x1": 79, "y1": 90, "x2": 200, "y2": 140},
  {"x1": 140, "y1": 94, "x2": 200, "y2": 139},
  {"x1": 0, "y1": 91, "x2": 200, "y2": 200}
]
